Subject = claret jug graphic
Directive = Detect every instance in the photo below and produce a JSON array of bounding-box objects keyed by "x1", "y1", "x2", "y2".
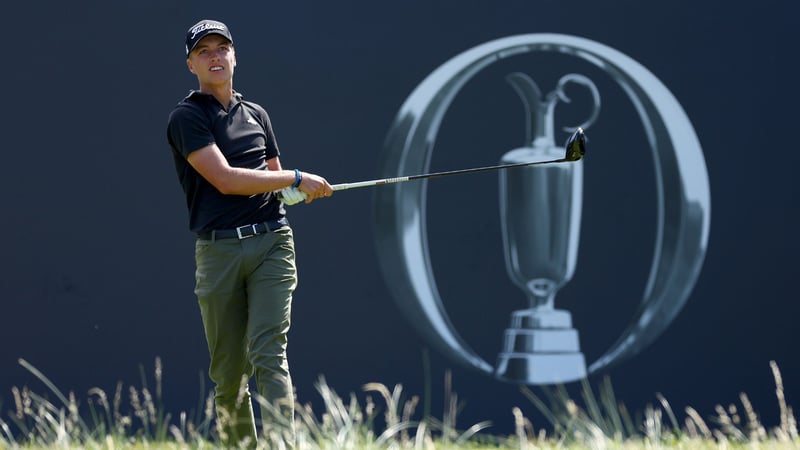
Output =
[
  {"x1": 373, "y1": 33, "x2": 710, "y2": 385},
  {"x1": 496, "y1": 73, "x2": 599, "y2": 384}
]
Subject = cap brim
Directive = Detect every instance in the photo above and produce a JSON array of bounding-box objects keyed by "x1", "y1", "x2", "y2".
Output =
[{"x1": 187, "y1": 31, "x2": 233, "y2": 56}]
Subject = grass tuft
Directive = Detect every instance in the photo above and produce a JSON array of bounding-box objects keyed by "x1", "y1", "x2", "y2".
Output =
[{"x1": 0, "y1": 359, "x2": 797, "y2": 449}]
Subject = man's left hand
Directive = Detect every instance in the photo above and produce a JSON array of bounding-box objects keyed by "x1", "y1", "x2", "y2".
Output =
[{"x1": 279, "y1": 187, "x2": 307, "y2": 206}]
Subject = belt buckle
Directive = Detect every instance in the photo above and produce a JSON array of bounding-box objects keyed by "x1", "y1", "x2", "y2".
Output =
[{"x1": 236, "y1": 224, "x2": 258, "y2": 239}]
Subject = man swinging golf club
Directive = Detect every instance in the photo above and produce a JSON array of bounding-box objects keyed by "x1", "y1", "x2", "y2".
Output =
[{"x1": 167, "y1": 19, "x2": 331, "y2": 448}]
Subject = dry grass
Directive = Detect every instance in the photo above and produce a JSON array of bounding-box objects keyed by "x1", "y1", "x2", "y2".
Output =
[{"x1": 0, "y1": 359, "x2": 796, "y2": 449}]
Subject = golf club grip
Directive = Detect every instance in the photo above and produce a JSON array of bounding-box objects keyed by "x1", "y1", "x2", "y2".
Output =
[{"x1": 332, "y1": 176, "x2": 410, "y2": 191}]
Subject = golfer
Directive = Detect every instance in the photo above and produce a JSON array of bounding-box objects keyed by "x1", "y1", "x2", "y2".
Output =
[{"x1": 167, "y1": 19, "x2": 330, "y2": 447}]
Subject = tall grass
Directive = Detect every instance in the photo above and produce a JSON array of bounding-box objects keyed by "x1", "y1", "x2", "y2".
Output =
[{"x1": 0, "y1": 358, "x2": 796, "y2": 449}]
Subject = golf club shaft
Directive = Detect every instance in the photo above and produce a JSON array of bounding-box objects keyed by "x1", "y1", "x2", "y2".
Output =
[{"x1": 331, "y1": 157, "x2": 570, "y2": 191}]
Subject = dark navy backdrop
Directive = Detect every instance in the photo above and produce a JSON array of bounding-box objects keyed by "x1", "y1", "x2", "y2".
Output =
[{"x1": 2, "y1": 0, "x2": 797, "y2": 434}]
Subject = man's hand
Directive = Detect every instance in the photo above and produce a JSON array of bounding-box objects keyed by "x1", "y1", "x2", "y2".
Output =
[
  {"x1": 279, "y1": 171, "x2": 333, "y2": 206},
  {"x1": 280, "y1": 187, "x2": 307, "y2": 206},
  {"x1": 297, "y1": 171, "x2": 333, "y2": 201}
]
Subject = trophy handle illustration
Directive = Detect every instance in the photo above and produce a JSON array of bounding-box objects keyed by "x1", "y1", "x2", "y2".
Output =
[{"x1": 495, "y1": 73, "x2": 600, "y2": 384}]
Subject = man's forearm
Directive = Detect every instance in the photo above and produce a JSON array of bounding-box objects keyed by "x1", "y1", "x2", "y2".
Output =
[{"x1": 215, "y1": 167, "x2": 298, "y2": 196}]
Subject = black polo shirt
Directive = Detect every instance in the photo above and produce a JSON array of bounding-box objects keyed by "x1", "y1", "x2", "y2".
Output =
[{"x1": 167, "y1": 91, "x2": 285, "y2": 233}]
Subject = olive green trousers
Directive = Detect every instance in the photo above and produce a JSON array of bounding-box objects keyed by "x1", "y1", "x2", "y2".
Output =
[{"x1": 194, "y1": 226, "x2": 297, "y2": 447}]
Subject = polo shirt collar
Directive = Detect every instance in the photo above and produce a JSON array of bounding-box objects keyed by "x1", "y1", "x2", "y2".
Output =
[{"x1": 185, "y1": 90, "x2": 244, "y2": 108}]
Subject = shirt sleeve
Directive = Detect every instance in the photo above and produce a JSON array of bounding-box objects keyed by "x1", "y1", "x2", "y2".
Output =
[
  {"x1": 167, "y1": 104, "x2": 215, "y2": 159},
  {"x1": 254, "y1": 104, "x2": 280, "y2": 159}
]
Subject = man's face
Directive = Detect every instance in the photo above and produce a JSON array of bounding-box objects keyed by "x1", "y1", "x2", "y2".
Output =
[{"x1": 186, "y1": 34, "x2": 236, "y2": 85}]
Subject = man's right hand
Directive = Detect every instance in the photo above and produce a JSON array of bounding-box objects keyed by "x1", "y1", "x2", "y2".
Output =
[{"x1": 296, "y1": 171, "x2": 333, "y2": 202}]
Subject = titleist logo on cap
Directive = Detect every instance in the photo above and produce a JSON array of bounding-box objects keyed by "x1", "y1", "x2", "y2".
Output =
[{"x1": 190, "y1": 22, "x2": 226, "y2": 39}]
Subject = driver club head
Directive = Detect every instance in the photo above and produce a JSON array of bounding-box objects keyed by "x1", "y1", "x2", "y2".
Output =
[{"x1": 564, "y1": 127, "x2": 587, "y2": 161}]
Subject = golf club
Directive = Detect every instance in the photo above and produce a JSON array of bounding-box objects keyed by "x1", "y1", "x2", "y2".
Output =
[{"x1": 331, "y1": 127, "x2": 586, "y2": 192}]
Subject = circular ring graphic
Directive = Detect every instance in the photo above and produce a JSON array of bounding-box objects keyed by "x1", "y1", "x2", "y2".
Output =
[{"x1": 372, "y1": 34, "x2": 711, "y2": 379}]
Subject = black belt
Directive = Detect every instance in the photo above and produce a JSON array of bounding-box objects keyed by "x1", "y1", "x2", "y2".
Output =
[{"x1": 197, "y1": 217, "x2": 289, "y2": 241}]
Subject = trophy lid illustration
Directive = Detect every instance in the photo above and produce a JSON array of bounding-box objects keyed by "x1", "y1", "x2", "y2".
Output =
[{"x1": 504, "y1": 73, "x2": 596, "y2": 161}]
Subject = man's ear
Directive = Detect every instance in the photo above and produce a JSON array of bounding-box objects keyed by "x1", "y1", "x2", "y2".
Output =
[{"x1": 187, "y1": 58, "x2": 196, "y2": 74}]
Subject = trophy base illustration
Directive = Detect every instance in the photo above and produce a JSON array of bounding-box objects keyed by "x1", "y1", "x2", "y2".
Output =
[{"x1": 495, "y1": 308, "x2": 587, "y2": 384}]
